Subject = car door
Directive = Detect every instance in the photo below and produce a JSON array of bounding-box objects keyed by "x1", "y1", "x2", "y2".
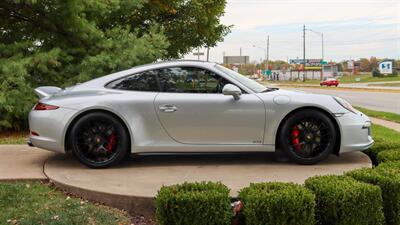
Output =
[{"x1": 153, "y1": 66, "x2": 265, "y2": 145}]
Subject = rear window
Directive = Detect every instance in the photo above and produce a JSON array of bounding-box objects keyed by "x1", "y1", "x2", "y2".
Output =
[{"x1": 106, "y1": 71, "x2": 159, "y2": 92}]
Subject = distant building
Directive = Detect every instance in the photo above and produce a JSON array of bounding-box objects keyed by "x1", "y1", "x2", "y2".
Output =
[
  {"x1": 323, "y1": 65, "x2": 339, "y2": 77},
  {"x1": 223, "y1": 56, "x2": 249, "y2": 64}
]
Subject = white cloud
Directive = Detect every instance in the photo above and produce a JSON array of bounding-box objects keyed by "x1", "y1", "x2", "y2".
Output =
[{"x1": 184, "y1": 0, "x2": 400, "y2": 62}]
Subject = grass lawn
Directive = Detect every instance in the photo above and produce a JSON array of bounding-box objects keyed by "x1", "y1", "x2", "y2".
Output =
[
  {"x1": 0, "y1": 131, "x2": 28, "y2": 144},
  {"x1": 355, "y1": 106, "x2": 400, "y2": 124},
  {"x1": 338, "y1": 74, "x2": 400, "y2": 83},
  {"x1": 0, "y1": 182, "x2": 131, "y2": 225},
  {"x1": 366, "y1": 124, "x2": 400, "y2": 163}
]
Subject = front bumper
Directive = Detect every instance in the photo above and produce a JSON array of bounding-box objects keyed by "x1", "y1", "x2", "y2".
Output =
[
  {"x1": 336, "y1": 111, "x2": 374, "y2": 152},
  {"x1": 28, "y1": 107, "x2": 76, "y2": 154}
]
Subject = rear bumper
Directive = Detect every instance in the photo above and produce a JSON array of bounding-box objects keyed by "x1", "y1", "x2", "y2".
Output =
[
  {"x1": 27, "y1": 140, "x2": 34, "y2": 147},
  {"x1": 337, "y1": 111, "x2": 374, "y2": 153},
  {"x1": 28, "y1": 107, "x2": 76, "y2": 154}
]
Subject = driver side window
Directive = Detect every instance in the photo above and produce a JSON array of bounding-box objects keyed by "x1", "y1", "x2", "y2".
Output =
[{"x1": 158, "y1": 67, "x2": 231, "y2": 93}]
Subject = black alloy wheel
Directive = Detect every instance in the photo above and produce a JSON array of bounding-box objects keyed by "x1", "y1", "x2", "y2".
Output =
[
  {"x1": 278, "y1": 109, "x2": 337, "y2": 165},
  {"x1": 70, "y1": 112, "x2": 129, "y2": 168}
]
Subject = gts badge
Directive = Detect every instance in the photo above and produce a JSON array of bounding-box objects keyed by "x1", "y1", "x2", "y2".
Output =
[{"x1": 252, "y1": 140, "x2": 262, "y2": 144}]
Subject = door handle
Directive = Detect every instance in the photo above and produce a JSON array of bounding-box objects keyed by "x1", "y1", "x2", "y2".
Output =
[{"x1": 159, "y1": 104, "x2": 178, "y2": 113}]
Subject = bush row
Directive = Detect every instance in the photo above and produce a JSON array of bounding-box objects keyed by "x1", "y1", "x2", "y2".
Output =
[{"x1": 155, "y1": 174, "x2": 390, "y2": 225}]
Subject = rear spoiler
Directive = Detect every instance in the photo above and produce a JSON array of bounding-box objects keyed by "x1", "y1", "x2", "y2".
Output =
[{"x1": 34, "y1": 86, "x2": 62, "y2": 99}]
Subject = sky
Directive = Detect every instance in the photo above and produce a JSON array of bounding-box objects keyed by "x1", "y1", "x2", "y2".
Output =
[{"x1": 184, "y1": 0, "x2": 400, "y2": 63}]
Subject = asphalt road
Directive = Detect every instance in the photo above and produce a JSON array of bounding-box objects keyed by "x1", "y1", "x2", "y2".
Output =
[{"x1": 286, "y1": 88, "x2": 400, "y2": 114}]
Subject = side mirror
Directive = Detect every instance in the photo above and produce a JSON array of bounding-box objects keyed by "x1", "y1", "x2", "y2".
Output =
[{"x1": 222, "y1": 84, "x2": 242, "y2": 100}]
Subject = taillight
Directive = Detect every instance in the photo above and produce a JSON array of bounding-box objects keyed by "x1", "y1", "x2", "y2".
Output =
[{"x1": 34, "y1": 102, "x2": 59, "y2": 110}]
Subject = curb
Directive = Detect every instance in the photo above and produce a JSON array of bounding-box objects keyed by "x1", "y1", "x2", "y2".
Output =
[{"x1": 42, "y1": 160, "x2": 156, "y2": 218}]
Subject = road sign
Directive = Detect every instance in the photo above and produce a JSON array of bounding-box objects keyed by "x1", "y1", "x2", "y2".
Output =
[
  {"x1": 379, "y1": 61, "x2": 393, "y2": 74},
  {"x1": 193, "y1": 52, "x2": 204, "y2": 56}
]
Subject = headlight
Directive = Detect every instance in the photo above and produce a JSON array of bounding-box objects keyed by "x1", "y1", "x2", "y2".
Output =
[{"x1": 333, "y1": 97, "x2": 357, "y2": 114}]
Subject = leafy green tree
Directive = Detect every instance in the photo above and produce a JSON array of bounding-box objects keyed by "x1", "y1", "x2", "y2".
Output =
[{"x1": 0, "y1": 0, "x2": 230, "y2": 131}]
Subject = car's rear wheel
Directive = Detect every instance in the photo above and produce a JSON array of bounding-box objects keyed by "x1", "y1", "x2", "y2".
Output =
[
  {"x1": 278, "y1": 109, "x2": 337, "y2": 165},
  {"x1": 70, "y1": 112, "x2": 129, "y2": 168}
]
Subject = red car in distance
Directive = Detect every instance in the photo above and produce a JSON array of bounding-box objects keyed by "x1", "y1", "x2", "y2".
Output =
[{"x1": 320, "y1": 78, "x2": 339, "y2": 87}]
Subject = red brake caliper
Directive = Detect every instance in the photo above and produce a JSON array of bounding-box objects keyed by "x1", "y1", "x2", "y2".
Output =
[
  {"x1": 106, "y1": 133, "x2": 117, "y2": 152},
  {"x1": 291, "y1": 125, "x2": 301, "y2": 152}
]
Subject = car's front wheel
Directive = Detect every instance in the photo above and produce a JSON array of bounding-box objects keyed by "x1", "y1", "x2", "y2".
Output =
[
  {"x1": 70, "y1": 112, "x2": 129, "y2": 168},
  {"x1": 278, "y1": 109, "x2": 337, "y2": 165}
]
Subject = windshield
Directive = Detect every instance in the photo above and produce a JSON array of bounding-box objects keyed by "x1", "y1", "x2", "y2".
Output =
[{"x1": 215, "y1": 65, "x2": 267, "y2": 93}]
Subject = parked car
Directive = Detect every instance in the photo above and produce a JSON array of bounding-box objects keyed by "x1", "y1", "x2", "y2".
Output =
[
  {"x1": 29, "y1": 61, "x2": 373, "y2": 168},
  {"x1": 320, "y1": 78, "x2": 339, "y2": 87}
]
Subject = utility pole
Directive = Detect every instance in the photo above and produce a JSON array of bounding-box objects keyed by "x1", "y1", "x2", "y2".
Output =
[
  {"x1": 303, "y1": 25, "x2": 306, "y2": 82},
  {"x1": 321, "y1": 33, "x2": 324, "y2": 80},
  {"x1": 266, "y1": 35, "x2": 270, "y2": 74}
]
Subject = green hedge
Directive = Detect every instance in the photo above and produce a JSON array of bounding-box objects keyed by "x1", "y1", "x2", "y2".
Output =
[
  {"x1": 155, "y1": 181, "x2": 231, "y2": 225},
  {"x1": 305, "y1": 175, "x2": 384, "y2": 225},
  {"x1": 377, "y1": 161, "x2": 400, "y2": 171},
  {"x1": 347, "y1": 168, "x2": 400, "y2": 225},
  {"x1": 238, "y1": 182, "x2": 316, "y2": 225},
  {"x1": 377, "y1": 150, "x2": 400, "y2": 163}
]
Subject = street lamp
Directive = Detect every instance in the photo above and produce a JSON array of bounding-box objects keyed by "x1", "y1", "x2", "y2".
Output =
[
  {"x1": 307, "y1": 28, "x2": 324, "y2": 80},
  {"x1": 307, "y1": 29, "x2": 324, "y2": 61}
]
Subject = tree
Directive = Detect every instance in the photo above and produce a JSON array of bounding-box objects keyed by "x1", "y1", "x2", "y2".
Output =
[
  {"x1": 370, "y1": 57, "x2": 380, "y2": 71},
  {"x1": 126, "y1": 0, "x2": 231, "y2": 58},
  {"x1": 0, "y1": 0, "x2": 230, "y2": 130},
  {"x1": 359, "y1": 58, "x2": 371, "y2": 72}
]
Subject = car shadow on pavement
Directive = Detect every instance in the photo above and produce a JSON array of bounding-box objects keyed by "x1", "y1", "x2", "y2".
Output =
[{"x1": 49, "y1": 151, "x2": 369, "y2": 170}]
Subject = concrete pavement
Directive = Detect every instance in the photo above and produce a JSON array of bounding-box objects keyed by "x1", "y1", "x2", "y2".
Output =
[
  {"x1": 44, "y1": 152, "x2": 371, "y2": 216},
  {"x1": 0, "y1": 145, "x2": 54, "y2": 181},
  {"x1": 370, "y1": 117, "x2": 400, "y2": 132},
  {"x1": 44, "y1": 152, "x2": 371, "y2": 197}
]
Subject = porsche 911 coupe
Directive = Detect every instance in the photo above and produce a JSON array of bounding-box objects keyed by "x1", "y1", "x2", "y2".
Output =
[{"x1": 28, "y1": 60, "x2": 374, "y2": 168}]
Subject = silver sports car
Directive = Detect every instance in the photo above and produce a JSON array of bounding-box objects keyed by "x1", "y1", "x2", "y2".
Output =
[{"x1": 28, "y1": 60, "x2": 374, "y2": 168}]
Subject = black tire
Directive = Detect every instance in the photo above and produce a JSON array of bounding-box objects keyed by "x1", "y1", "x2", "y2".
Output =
[
  {"x1": 70, "y1": 112, "x2": 130, "y2": 168},
  {"x1": 278, "y1": 109, "x2": 337, "y2": 165}
]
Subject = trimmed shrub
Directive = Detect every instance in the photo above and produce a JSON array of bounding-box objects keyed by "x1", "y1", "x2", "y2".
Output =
[
  {"x1": 372, "y1": 68, "x2": 381, "y2": 77},
  {"x1": 305, "y1": 175, "x2": 384, "y2": 225},
  {"x1": 347, "y1": 168, "x2": 400, "y2": 225},
  {"x1": 377, "y1": 150, "x2": 400, "y2": 163},
  {"x1": 155, "y1": 181, "x2": 231, "y2": 225},
  {"x1": 238, "y1": 182, "x2": 316, "y2": 225}
]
